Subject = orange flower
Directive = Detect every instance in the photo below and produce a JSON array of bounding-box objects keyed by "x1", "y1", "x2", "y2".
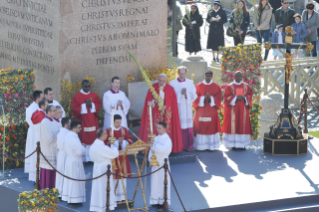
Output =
[
  {"x1": 237, "y1": 68, "x2": 240, "y2": 70},
  {"x1": 260, "y1": 106, "x2": 263, "y2": 110},
  {"x1": 221, "y1": 111, "x2": 225, "y2": 115},
  {"x1": 12, "y1": 125, "x2": 16, "y2": 130},
  {"x1": 25, "y1": 123, "x2": 28, "y2": 127},
  {"x1": 233, "y1": 63, "x2": 236, "y2": 65},
  {"x1": 256, "y1": 56, "x2": 259, "y2": 59},
  {"x1": 5, "y1": 136, "x2": 10, "y2": 141},
  {"x1": 251, "y1": 113, "x2": 255, "y2": 117},
  {"x1": 256, "y1": 97, "x2": 260, "y2": 100},
  {"x1": 220, "y1": 104, "x2": 224, "y2": 109},
  {"x1": 11, "y1": 90, "x2": 15, "y2": 93},
  {"x1": 221, "y1": 66, "x2": 225, "y2": 70},
  {"x1": 48, "y1": 209, "x2": 53, "y2": 212},
  {"x1": 27, "y1": 78, "x2": 30, "y2": 81},
  {"x1": 7, "y1": 67, "x2": 12, "y2": 71},
  {"x1": 236, "y1": 60, "x2": 239, "y2": 63},
  {"x1": 23, "y1": 84, "x2": 26, "y2": 88},
  {"x1": 224, "y1": 59, "x2": 228, "y2": 62},
  {"x1": 6, "y1": 90, "x2": 9, "y2": 94},
  {"x1": 1, "y1": 127, "x2": 3, "y2": 131},
  {"x1": 33, "y1": 85, "x2": 36, "y2": 88}
]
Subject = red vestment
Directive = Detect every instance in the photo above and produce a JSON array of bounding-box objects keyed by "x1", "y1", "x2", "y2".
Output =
[
  {"x1": 31, "y1": 110, "x2": 46, "y2": 124},
  {"x1": 138, "y1": 83, "x2": 183, "y2": 153},
  {"x1": 72, "y1": 91, "x2": 102, "y2": 145},
  {"x1": 193, "y1": 82, "x2": 222, "y2": 135},
  {"x1": 105, "y1": 127, "x2": 133, "y2": 179},
  {"x1": 222, "y1": 83, "x2": 253, "y2": 135}
]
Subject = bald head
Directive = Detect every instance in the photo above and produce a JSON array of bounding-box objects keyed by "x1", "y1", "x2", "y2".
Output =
[
  {"x1": 234, "y1": 71, "x2": 243, "y2": 83},
  {"x1": 158, "y1": 74, "x2": 167, "y2": 87}
]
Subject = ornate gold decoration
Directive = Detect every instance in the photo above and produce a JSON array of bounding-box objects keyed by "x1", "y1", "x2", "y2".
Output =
[
  {"x1": 108, "y1": 134, "x2": 116, "y2": 144},
  {"x1": 125, "y1": 74, "x2": 135, "y2": 83},
  {"x1": 149, "y1": 150, "x2": 160, "y2": 167},
  {"x1": 112, "y1": 159, "x2": 117, "y2": 170},
  {"x1": 306, "y1": 42, "x2": 314, "y2": 52},
  {"x1": 264, "y1": 41, "x2": 272, "y2": 50},
  {"x1": 285, "y1": 36, "x2": 293, "y2": 44},
  {"x1": 283, "y1": 129, "x2": 288, "y2": 133},
  {"x1": 285, "y1": 26, "x2": 294, "y2": 35},
  {"x1": 277, "y1": 134, "x2": 294, "y2": 139}
]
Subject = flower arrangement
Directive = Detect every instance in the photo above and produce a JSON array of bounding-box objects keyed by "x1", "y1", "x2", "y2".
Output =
[
  {"x1": 60, "y1": 76, "x2": 106, "y2": 127},
  {"x1": 219, "y1": 44, "x2": 263, "y2": 140},
  {"x1": 143, "y1": 67, "x2": 179, "y2": 84},
  {"x1": 0, "y1": 67, "x2": 35, "y2": 169},
  {"x1": 18, "y1": 188, "x2": 59, "y2": 212}
]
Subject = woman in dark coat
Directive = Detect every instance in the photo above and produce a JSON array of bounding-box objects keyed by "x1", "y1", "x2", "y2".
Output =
[
  {"x1": 206, "y1": 0, "x2": 227, "y2": 62},
  {"x1": 182, "y1": 4, "x2": 203, "y2": 55}
]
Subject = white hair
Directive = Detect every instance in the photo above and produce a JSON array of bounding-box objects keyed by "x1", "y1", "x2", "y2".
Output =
[{"x1": 159, "y1": 74, "x2": 167, "y2": 78}]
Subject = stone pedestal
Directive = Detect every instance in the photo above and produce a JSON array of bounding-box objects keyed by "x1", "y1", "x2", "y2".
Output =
[
  {"x1": 0, "y1": 1, "x2": 167, "y2": 98},
  {"x1": 259, "y1": 92, "x2": 284, "y2": 138}
]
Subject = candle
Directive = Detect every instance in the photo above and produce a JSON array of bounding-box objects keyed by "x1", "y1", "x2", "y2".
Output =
[
  {"x1": 148, "y1": 101, "x2": 153, "y2": 133},
  {"x1": 111, "y1": 105, "x2": 114, "y2": 135}
]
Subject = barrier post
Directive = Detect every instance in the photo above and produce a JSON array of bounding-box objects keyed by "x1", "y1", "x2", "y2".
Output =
[
  {"x1": 303, "y1": 89, "x2": 308, "y2": 134},
  {"x1": 106, "y1": 165, "x2": 111, "y2": 212},
  {"x1": 35, "y1": 142, "x2": 40, "y2": 190},
  {"x1": 163, "y1": 158, "x2": 169, "y2": 210}
]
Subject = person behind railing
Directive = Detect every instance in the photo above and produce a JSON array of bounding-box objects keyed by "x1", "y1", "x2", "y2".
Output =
[
  {"x1": 206, "y1": 0, "x2": 227, "y2": 63},
  {"x1": 62, "y1": 120, "x2": 86, "y2": 207},
  {"x1": 39, "y1": 105, "x2": 60, "y2": 189},
  {"x1": 182, "y1": 4, "x2": 203, "y2": 56},
  {"x1": 229, "y1": 0, "x2": 250, "y2": 46},
  {"x1": 271, "y1": 24, "x2": 286, "y2": 60},
  {"x1": 90, "y1": 128, "x2": 119, "y2": 212},
  {"x1": 291, "y1": 13, "x2": 308, "y2": 58},
  {"x1": 149, "y1": 121, "x2": 172, "y2": 209},
  {"x1": 274, "y1": 0, "x2": 295, "y2": 29},
  {"x1": 302, "y1": 2, "x2": 319, "y2": 57},
  {"x1": 253, "y1": 0, "x2": 273, "y2": 61},
  {"x1": 55, "y1": 117, "x2": 71, "y2": 199}
]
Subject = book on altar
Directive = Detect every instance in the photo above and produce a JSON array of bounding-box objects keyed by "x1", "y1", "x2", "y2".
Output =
[{"x1": 236, "y1": 88, "x2": 244, "y2": 96}]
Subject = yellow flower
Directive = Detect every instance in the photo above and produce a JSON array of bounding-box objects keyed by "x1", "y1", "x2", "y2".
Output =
[
  {"x1": 32, "y1": 201, "x2": 35, "y2": 206},
  {"x1": 45, "y1": 200, "x2": 48, "y2": 204},
  {"x1": 21, "y1": 201, "x2": 24, "y2": 205},
  {"x1": 44, "y1": 190, "x2": 48, "y2": 193},
  {"x1": 34, "y1": 189, "x2": 37, "y2": 191},
  {"x1": 33, "y1": 193, "x2": 37, "y2": 197},
  {"x1": 232, "y1": 49, "x2": 235, "y2": 52},
  {"x1": 51, "y1": 197, "x2": 55, "y2": 200},
  {"x1": 22, "y1": 193, "x2": 26, "y2": 197},
  {"x1": 224, "y1": 51, "x2": 227, "y2": 54},
  {"x1": 27, "y1": 195, "x2": 31, "y2": 198},
  {"x1": 244, "y1": 46, "x2": 247, "y2": 50},
  {"x1": 53, "y1": 188, "x2": 56, "y2": 193},
  {"x1": 226, "y1": 46, "x2": 229, "y2": 49},
  {"x1": 25, "y1": 71, "x2": 28, "y2": 74},
  {"x1": 48, "y1": 194, "x2": 51, "y2": 197},
  {"x1": 6, "y1": 67, "x2": 12, "y2": 71}
]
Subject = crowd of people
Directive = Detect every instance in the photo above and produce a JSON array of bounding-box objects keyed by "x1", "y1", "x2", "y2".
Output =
[
  {"x1": 23, "y1": 66, "x2": 254, "y2": 211},
  {"x1": 169, "y1": 0, "x2": 319, "y2": 61}
]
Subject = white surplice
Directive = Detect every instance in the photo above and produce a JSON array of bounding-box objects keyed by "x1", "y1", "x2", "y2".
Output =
[
  {"x1": 62, "y1": 131, "x2": 86, "y2": 203},
  {"x1": 48, "y1": 99, "x2": 65, "y2": 119},
  {"x1": 55, "y1": 128, "x2": 69, "y2": 197},
  {"x1": 24, "y1": 102, "x2": 39, "y2": 173},
  {"x1": 39, "y1": 116, "x2": 60, "y2": 170},
  {"x1": 149, "y1": 133, "x2": 172, "y2": 205},
  {"x1": 103, "y1": 90, "x2": 130, "y2": 129},
  {"x1": 89, "y1": 138, "x2": 119, "y2": 212},
  {"x1": 169, "y1": 78, "x2": 197, "y2": 129},
  {"x1": 28, "y1": 109, "x2": 45, "y2": 182}
]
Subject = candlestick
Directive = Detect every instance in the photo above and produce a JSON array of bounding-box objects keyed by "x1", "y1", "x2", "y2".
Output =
[{"x1": 148, "y1": 101, "x2": 153, "y2": 133}]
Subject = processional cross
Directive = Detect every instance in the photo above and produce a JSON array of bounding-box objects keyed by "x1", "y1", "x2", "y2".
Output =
[{"x1": 264, "y1": 26, "x2": 314, "y2": 139}]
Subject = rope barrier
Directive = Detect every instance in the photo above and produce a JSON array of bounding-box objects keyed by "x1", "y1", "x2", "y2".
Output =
[
  {"x1": 0, "y1": 149, "x2": 37, "y2": 161},
  {"x1": 298, "y1": 98, "x2": 305, "y2": 125},
  {"x1": 168, "y1": 170, "x2": 187, "y2": 212},
  {"x1": 308, "y1": 97, "x2": 319, "y2": 115}
]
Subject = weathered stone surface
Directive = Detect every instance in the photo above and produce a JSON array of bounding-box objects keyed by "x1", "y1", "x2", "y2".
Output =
[
  {"x1": 0, "y1": 0, "x2": 61, "y2": 98},
  {"x1": 0, "y1": 0, "x2": 167, "y2": 99},
  {"x1": 259, "y1": 92, "x2": 284, "y2": 138}
]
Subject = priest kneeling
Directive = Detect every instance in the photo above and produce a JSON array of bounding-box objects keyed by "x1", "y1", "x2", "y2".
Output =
[
  {"x1": 90, "y1": 128, "x2": 119, "y2": 212},
  {"x1": 62, "y1": 120, "x2": 86, "y2": 207},
  {"x1": 222, "y1": 71, "x2": 253, "y2": 150},
  {"x1": 105, "y1": 114, "x2": 133, "y2": 202},
  {"x1": 149, "y1": 121, "x2": 172, "y2": 209}
]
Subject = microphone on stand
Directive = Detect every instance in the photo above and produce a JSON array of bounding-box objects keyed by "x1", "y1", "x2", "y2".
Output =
[{"x1": 0, "y1": 97, "x2": 9, "y2": 177}]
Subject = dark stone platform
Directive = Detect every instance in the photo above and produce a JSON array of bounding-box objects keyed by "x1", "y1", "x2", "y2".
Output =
[{"x1": 129, "y1": 151, "x2": 197, "y2": 165}]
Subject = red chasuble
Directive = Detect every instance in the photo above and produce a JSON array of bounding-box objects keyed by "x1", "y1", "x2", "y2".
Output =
[
  {"x1": 105, "y1": 127, "x2": 133, "y2": 179},
  {"x1": 72, "y1": 91, "x2": 102, "y2": 145},
  {"x1": 138, "y1": 83, "x2": 183, "y2": 153},
  {"x1": 222, "y1": 83, "x2": 253, "y2": 135},
  {"x1": 31, "y1": 110, "x2": 46, "y2": 124},
  {"x1": 193, "y1": 82, "x2": 222, "y2": 136}
]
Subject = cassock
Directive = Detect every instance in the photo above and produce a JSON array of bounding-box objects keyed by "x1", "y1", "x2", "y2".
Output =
[
  {"x1": 222, "y1": 81, "x2": 253, "y2": 148},
  {"x1": 149, "y1": 133, "x2": 172, "y2": 205},
  {"x1": 103, "y1": 89, "x2": 131, "y2": 129},
  {"x1": 48, "y1": 100, "x2": 66, "y2": 119},
  {"x1": 24, "y1": 102, "x2": 39, "y2": 173},
  {"x1": 72, "y1": 89, "x2": 102, "y2": 162},
  {"x1": 62, "y1": 131, "x2": 86, "y2": 203},
  {"x1": 55, "y1": 127, "x2": 69, "y2": 197},
  {"x1": 105, "y1": 127, "x2": 133, "y2": 201},
  {"x1": 53, "y1": 118, "x2": 62, "y2": 129},
  {"x1": 169, "y1": 78, "x2": 197, "y2": 150},
  {"x1": 39, "y1": 115, "x2": 60, "y2": 189},
  {"x1": 139, "y1": 83, "x2": 183, "y2": 153},
  {"x1": 90, "y1": 138, "x2": 119, "y2": 212},
  {"x1": 193, "y1": 80, "x2": 222, "y2": 150},
  {"x1": 29, "y1": 109, "x2": 46, "y2": 182}
]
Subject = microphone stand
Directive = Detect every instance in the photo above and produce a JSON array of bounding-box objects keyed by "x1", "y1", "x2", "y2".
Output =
[{"x1": 0, "y1": 98, "x2": 8, "y2": 177}]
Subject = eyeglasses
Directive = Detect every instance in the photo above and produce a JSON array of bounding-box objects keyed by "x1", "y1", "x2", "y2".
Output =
[{"x1": 283, "y1": 2, "x2": 288, "y2": 4}]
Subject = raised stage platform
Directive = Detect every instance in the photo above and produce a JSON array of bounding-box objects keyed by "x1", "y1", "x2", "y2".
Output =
[{"x1": 1, "y1": 138, "x2": 319, "y2": 212}]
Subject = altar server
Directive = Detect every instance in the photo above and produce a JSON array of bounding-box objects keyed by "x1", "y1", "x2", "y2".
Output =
[
  {"x1": 105, "y1": 114, "x2": 133, "y2": 201},
  {"x1": 29, "y1": 98, "x2": 48, "y2": 182},
  {"x1": 44, "y1": 87, "x2": 65, "y2": 119},
  {"x1": 103, "y1": 76, "x2": 131, "y2": 129},
  {"x1": 90, "y1": 128, "x2": 119, "y2": 212},
  {"x1": 72, "y1": 80, "x2": 102, "y2": 162},
  {"x1": 62, "y1": 120, "x2": 86, "y2": 207},
  {"x1": 149, "y1": 121, "x2": 172, "y2": 209},
  {"x1": 55, "y1": 117, "x2": 71, "y2": 197},
  {"x1": 25, "y1": 90, "x2": 42, "y2": 173},
  {"x1": 169, "y1": 67, "x2": 197, "y2": 150},
  {"x1": 193, "y1": 71, "x2": 222, "y2": 151},
  {"x1": 222, "y1": 71, "x2": 253, "y2": 150},
  {"x1": 39, "y1": 105, "x2": 60, "y2": 189}
]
